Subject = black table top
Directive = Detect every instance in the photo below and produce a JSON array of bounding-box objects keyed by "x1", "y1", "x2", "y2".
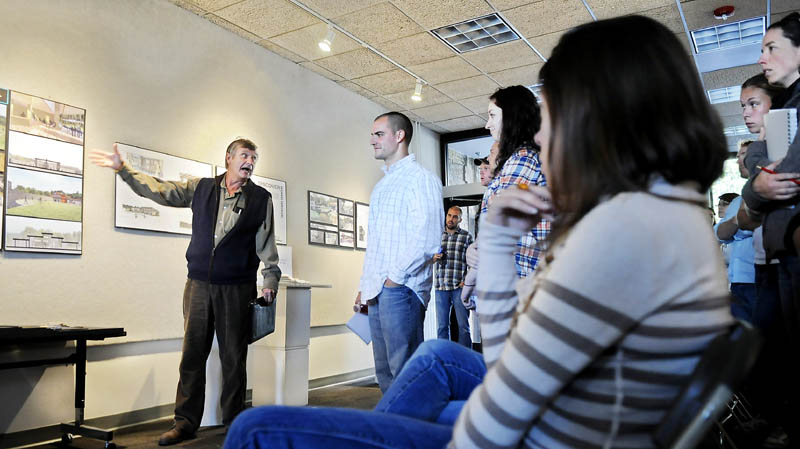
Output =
[{"x1": 0, "y1": 326, "x2": 126, "y2": 344}]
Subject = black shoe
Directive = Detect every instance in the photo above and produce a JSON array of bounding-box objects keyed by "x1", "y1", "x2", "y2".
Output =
[{"x1": 158, "y1": 426, "x2": 196, "y2": 446}]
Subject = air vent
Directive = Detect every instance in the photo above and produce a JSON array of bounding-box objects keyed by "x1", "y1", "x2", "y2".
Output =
[
  {"x1": 432, "y1": 14, "x2": 520, "y2": 54},
  {"x1": 691, "y1": 17, "x2": 764, "y2": 54},
  {"x1": 707, "y1": 86, "x2": 742, "y2": 104}
]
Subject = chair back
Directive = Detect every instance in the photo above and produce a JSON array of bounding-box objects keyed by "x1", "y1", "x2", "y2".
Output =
[{"x1": 652, "y1": 321, "x2": 762, "y2": 449}]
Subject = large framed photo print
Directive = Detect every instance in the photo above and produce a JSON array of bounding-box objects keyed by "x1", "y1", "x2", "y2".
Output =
[
  {"x1": 2, "y1": 90, "x2": 86, "y2": 254},
  {"x1": 355, "y1": 202, "x2": 369, "y2": 250},
  {"x1": 115, "y1": 143, "x2": 213, "y2": 235}
]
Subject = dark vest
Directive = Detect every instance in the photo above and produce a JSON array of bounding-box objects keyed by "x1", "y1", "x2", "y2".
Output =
[{"x1": 185, "y1": 174, "x2": 270, "y2": 284}]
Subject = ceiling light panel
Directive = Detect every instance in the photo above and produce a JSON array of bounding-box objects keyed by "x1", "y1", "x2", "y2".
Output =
[
  {"x1": 691, "y1": 17, "x2": 764, "y2": 54},
  {"x1": 723, "y1": 125, "x2": 752, "y2": 137},
  {"x1": 707, "y1": 86, "x2": 742, "y2": 104},
  {"x1": 432, "y1": 14, "x2": 519, "y2": 54}
]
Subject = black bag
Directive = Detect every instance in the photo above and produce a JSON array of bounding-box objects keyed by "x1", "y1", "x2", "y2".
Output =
[{"x1": 249, "y1": 297, "x2": 276, "y2": 344}]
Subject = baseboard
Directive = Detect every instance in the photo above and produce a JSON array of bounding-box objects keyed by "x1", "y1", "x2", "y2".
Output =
[
  {"x1": 0, "y1": 392, "x2": 254, "y2": 449},
  {"x1": 308, "y1": 368, "x2": 375, "y2": 389}
]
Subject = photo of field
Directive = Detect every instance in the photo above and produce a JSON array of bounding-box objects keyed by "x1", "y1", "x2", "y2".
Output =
[
  {"x1": 4, "y1": 215, "x2": 81, "y2": 254},
  {"x1": 6, "y1": 131, "x2": 83, "y2": 176},
  {"x1": 5, "y1": 166, "x2": 83, "y2": 222},
  {"x1": 1, "y1": 103, "x2": 7, "y2": 151},
  {"x1": 9, "y1": 91, "x2": 85, "y2": 145}
]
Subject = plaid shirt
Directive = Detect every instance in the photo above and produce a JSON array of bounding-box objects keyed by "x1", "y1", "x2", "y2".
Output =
[
  {"x1": 481, "y1": 145, "x2": 550, "y2": 277},
  {"x1": 435, "y1": 228, "x2": 473, "y2": 290}
]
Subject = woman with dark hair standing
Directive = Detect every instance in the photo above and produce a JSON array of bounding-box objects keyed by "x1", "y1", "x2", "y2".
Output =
[
  {"x1": 225, "y1": 15, "x2": 733, "y2": 449},
  {"x1": 481, "y1": 85, "x2": 548, "y2": 279}
]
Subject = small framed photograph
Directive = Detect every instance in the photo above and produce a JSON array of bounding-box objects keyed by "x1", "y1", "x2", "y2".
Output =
[
  {"x1": 339, "y1": 198, "x2": 354, "y2": 216},
  {"x1": 339, "y1": 231, "x2": 354, "y2": 248},
  {"x1": 325, "y1": 231, "x2": 338, "y2": 246},
  {"x1": 355, "y1": 202, "x2": 369, "y2": 250}
]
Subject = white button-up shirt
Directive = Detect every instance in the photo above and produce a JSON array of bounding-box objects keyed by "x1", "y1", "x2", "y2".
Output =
[{"x1": 359, "y1": 154, "x2": 444, "y2": 306}]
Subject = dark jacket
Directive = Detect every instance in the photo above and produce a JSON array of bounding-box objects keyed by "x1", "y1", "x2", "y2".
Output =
[
  {"x1": 186, "y1": 174, "x2": 270, "y2": 284},
  {"x1": 742, "y1": 78, "x2": 800, "y2": 257}
]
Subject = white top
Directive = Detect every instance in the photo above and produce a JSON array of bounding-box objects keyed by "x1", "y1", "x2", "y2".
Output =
[{"x1": 359, "y1": 154, "x2": 444, "y2": 306}]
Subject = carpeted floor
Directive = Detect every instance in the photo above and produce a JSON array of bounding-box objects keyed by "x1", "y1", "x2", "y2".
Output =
[{"x1": 28, "y1": 380, "x2": 381, "y2": 449}]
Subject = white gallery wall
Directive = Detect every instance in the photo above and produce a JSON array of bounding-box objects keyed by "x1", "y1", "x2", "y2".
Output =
[{"x1": 0, "y1": 0, "x2": 441, "y2": 434}]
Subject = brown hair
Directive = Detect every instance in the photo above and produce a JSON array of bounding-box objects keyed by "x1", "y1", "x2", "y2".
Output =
[
  {"x1": 224, "y1": 138, "x2": 257, "y2": 168},
  {"x1": 538, "y1": 15, "x2": 727, "y2": 241}
]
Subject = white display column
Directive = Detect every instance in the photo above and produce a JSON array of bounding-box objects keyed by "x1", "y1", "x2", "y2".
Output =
[{"x1": 250, "y1": 282, "x2": 317, "y2": 406}]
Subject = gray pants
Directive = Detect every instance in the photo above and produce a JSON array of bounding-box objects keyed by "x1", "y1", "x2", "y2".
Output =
[{"x1": 173, "y1": 278, "x2": 255, "y2": 432}]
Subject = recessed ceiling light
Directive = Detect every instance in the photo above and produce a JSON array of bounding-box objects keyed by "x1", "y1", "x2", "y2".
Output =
[
  {"x1": 432, "y1": 13, "x2": 520, "y2": 54},
  {"x1": 691, "y1": 17, "x2": 764, "y2": 54}
]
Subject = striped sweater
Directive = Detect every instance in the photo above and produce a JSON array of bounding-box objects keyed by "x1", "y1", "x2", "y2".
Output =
[{"x1": 451, "y1": 180, "x2": 734, "y2": 449}]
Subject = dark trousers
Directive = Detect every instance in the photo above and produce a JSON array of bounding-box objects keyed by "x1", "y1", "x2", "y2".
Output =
[
  {"x1": 777, "y1": 256, "x2": 800, "y2": 443},
  {"x1": 174, "y1": 279, "x2": 255, "y2": 432}
]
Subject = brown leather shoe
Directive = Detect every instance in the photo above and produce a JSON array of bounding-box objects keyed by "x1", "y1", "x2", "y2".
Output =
[{"x1": 158, "y1": 426, "x2": 195, "y2": 446}]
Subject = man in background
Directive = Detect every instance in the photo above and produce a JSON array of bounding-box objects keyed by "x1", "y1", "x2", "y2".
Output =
[
  {"x1": 433, "y1": 206, "x2": 473, "y2": 347},
  {"x1": 355, "y1": 112, "x2": 443, "y2": 392}
]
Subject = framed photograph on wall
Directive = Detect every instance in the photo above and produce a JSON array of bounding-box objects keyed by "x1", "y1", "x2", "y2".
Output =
[
  {"x1": 355, "y1": 202, "x2": 369, "y2": 251},
  {"x1": 339, "y1": 198, "x2": 354, "y2": 216},
  {"x1": 115, "y1": 143, "x2": 213, "y2": 235},
  {"x1": 3, "y1": 90, "x2": 86, "y2": 254},
  {"x1": 308, "y1": 190, "x2": 338, "y2": 247}
]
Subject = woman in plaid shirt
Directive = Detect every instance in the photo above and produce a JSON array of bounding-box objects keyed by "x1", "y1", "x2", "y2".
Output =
[{"x1": 482, "y1": 85, "x2": 550, "y2": 278}]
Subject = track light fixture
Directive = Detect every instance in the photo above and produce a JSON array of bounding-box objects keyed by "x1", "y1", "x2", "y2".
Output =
[
  {"x1": 318, "y1": 25, "x2": 335, "y2": 52},
  {"x1": 411, "y1": 79, "x2": 423, "y2": 102}
]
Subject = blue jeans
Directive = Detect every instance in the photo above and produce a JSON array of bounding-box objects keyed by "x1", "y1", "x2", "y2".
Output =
[
  {"x1": 375, "y1": 339, "x2": 485, "y2": 425},
  {"x1": 223, "y1": 340, "x2": 484, "y2": 449},
  {"x1": 434, "y1": 289, "x2": 470, "y2": 347},
  {"x1": 223, "y1": 405, "x2": 452, "y2": 449},
  {"x1": 730, "y1": 282, "x2": 757, "y2": 323},
  {"x1": 369, "y1": 285, "x2": 425, "y2": 392}
]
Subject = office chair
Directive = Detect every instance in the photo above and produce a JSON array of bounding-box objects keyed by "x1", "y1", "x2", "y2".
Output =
[{"x1": 653, "y1": 321, "x2": 762, "y2": 449}]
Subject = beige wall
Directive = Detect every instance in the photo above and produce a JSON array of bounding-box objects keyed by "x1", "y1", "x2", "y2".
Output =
[{"x1": 0, "y1": 0, "x2": 441, "y2": 434}]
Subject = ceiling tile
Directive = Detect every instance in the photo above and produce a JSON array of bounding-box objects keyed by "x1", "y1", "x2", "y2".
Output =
[
  {"x1": 216, "y1": 0, "x2": 321, "y2": 39},
  {"x1": 169, "y1": 0, "x2": 208, "y2": 16},
  {"x1": 371, "y1": 95, "x2": 404, "y2": 111},
  {"x1": 352, "y1": 69, "x2": 417, "y2": 95},
  {"x1": 489, "y1": 63, "x2": 543, "y2": 87},
  {"x1": 333, "y1": 2, "x2": 423, "y2": 46},
  {"x1": 411, "y1": 101, "x2": 473, "y2": 122},
  {"x1": 460, "y1": 94, "x2": 491, "y2": 114},
  {"x1": 435, "y1": 115, "x2": 487, "y2": 132},
  {"x1": 772, "y1": 10, "x2": 795, "y2": 22},
  {"x1": 389, "y1": 0, "x2": 494, "y2": 30},
  {"x1": 337, "y1": 80, "x2": 378, "y2": 97},
  {"x1": 462, "y1": 40, "x2": 541, "y2": 73},
  {"x1": 721, "y1": 114, "x2": 747, "y2": 128},
  {"x1": 400, "y1": 110, "x2": 425, "y2": 122},
  {"x1": 586, "y1": 0, "x2": 674, "y2": 20},
  {"x1": 674, "y1": 32, "x2": 693, "y2": 55},
  {"x1": 257, "y1": 39, "x2": 307, "y2": 63},
  {"x1": 385, "y1": 86, "x2": 451, "y2": 110},
  {"x1": 435, "y1": 75, "x2": 500, "y2": 99},
  {"x1": 503, "y1": 0, "x2": 593, "y2": 38},
  {"x1": 714, "y1": 101, "x2": 744, "y2": 118},
  {"x1": 528, "y1": 30, "x2": 565, "y2": 60},
  {"x1": 270, "y1": 23, "x2": 362, "y2": 61},
  {"x1": 374, "y1": 33, "x2": 455, "y2": 67},
  {"x1": 680, "y1": 0, "x2": 766, "y2": 31},
  {"x1": 636, "y1": 5, "x2": 684, "y2": 33},
  {"x1": 425, "y1": 123, "x2": 449, "y2": 133},
  {"x1": 300, "y1": 0, "x2": 386, "y2": 18},
  {"x1": 702, "y1": 64, "x2": 761, "y2": 90},
  {"x1": 315, "y1": 48, "x2": 396, "y2": 79},
  {"x1": 772, "y1": 0, "x2": 796, "y2": 14},
  {"x1": 184, "y1": 0, "x2": 242, "y2": 12},
  {"x1": 300, "y1": 61, "x2": 346, "y2": 81},
  {"x1": 408, "y1": 57, "x2": 480, "y2": 84},
  {"x1": 204, "y1": 13, "x2": 262, "y2": 42},
  {"x1": 491, "y1": 0, "x2": 540, "y2": 11}
]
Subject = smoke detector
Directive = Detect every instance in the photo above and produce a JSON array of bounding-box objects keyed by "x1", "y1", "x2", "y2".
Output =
[{"x1": 714, "y1": 5, "x2": 735, "y2": 21}]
